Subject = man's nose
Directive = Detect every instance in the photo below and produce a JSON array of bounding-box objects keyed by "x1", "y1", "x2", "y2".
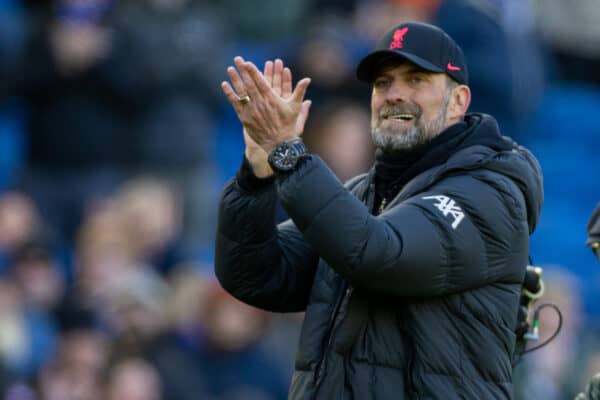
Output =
[{"x1": 386, "y1": 81, "x2": 411, "y2": 103}]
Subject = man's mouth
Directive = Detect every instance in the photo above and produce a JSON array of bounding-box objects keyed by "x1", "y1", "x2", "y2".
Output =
[{"x1": 385, "y1": 113, "x2": 415, "y2": 121}]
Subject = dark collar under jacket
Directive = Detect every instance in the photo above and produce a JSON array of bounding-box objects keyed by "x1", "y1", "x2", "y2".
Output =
[
  {"x1": 359, "y1": 113, "x2": 541, "y2": 232},
  {"x1": 373, "y1": 113, "x2": 512, "y2": 213}
]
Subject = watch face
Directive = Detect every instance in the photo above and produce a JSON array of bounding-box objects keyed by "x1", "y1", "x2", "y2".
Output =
[
  {"x1": 271, "y1": 143, "x2": 300, "y2": 171},
  {"x1": 268, "y1": 140, "x2": 308, "y2": 172}
]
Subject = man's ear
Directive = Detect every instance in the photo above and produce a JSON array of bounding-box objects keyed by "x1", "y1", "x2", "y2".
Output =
[{"x1": 448, "y1": 85, "x2": 471, "y2": 121}]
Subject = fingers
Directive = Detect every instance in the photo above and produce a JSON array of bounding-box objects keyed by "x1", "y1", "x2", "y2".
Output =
[
  {"x1": 226, "y1": 60, "x2": 247, "y2": 99},
  {"x1": 234, "y1": 56, "x2": 263, "y2": 99},
  {"x1": 264, "y1": 60, "x2": 273, "y2": 87},
  {"x1": 220, "y1": 81, "x2": 243, "y2": 114},
  {"x1": 282, "y1": 67, "x2": 292, "y2": 99},
  {"x1": 242, "y1": 59, "x2": 274, "y2": 98},
  {"x1": 272, "y1": 59, "x2": 283, "y2": 96},
  {"x1": 295, "y1": 100, "x2": 312, "y2": 135},
  {"x1": 223, "y1": 56, "x2": 309, "y2": 114}
]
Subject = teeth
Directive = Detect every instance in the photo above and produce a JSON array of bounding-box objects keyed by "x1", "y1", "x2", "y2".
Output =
[{"x1": 389, "y1": 114, "x2": 414, "y2": 121}]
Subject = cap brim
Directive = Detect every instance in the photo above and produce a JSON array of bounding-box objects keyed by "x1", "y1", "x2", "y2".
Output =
[{"x1": 356, "y1": 50, "x2": 445, "y2": 82}]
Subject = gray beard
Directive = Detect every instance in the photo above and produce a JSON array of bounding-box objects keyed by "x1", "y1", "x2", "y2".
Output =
[{"x1": 371, "y1": 96, "x2": 450, "y2": 153}]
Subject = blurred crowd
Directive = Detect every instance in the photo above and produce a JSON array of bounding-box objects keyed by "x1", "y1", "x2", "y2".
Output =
[{"x1": 0, "y1": 0, "x2": 599, "y2": 399}]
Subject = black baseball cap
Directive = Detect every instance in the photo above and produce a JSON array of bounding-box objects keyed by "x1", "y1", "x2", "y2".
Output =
[{"x1": 356, "y1": 22, "x2": 468, "y2": 85}]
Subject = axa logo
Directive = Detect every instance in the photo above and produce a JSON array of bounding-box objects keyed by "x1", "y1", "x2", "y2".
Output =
[
  {"x1": 389, "y1": 27, "x2": 408, "y2": 49},
  {"x1": 422, "y1": 195, "x2": 464, "y2": 229}
]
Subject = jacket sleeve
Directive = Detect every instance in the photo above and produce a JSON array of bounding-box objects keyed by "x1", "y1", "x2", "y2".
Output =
[
  {"x1": 277, "y1": 155, "x2": 529, "y2": 297},
  {"x1": 214, "y1": 174, "x2": 319, "y2": 313}
]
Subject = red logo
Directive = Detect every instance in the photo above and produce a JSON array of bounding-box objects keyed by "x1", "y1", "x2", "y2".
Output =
[
  {"x1": 447, "y1": 62, "x2": 461, "y2": 71},
  {"x1": 389, "y1": 27, "x2": 409, "y2": 50}
]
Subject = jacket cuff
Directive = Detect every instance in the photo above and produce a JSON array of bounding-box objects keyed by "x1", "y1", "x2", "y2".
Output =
[{"x1": 236, "y1": 156, "x2": 275, "y2": 192}]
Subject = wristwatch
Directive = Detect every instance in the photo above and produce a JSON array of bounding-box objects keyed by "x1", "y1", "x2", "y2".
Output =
[{"x1": 267, "y1": 137, "x2": 308, "y2": 173}]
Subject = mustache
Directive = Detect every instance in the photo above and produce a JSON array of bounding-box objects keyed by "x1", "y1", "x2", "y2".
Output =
[{"x1": 378, "y1": 103, "x2": 422, "y2": 119}]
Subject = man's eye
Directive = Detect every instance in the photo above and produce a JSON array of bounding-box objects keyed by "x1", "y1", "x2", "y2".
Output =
[
  {"x1": 410, "y1": 76, "x2": 424, "y2": 84},
  {"x1": 374, "y1": 78, "x2": 390, "y2": 88}
]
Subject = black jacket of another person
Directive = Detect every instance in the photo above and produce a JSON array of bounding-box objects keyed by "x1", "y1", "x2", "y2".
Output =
[{"x1": 215, "y1": 113, "x2": 543, "y2": 399}]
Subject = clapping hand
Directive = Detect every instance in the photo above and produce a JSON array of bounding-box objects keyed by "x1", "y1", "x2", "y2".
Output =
[{"x1": 221, "y1": 57, "x2": 311, "y2": 176}]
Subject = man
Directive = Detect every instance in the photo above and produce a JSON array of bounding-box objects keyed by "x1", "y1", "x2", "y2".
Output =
[{"x1": 215, "y1": 21, "x2": 543, "y2": 399}]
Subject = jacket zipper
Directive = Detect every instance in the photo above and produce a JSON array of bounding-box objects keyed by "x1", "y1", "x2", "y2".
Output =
[
  {"x1": 314, "y1": 282, "x2": 350, "y2": 390},
  {"x1": 313, "y1": 179, "x2": 369, "y2": 393},
  {"x1": 403, "y1": 308, "x2": 417, "y2": 397},
  {"x1": 407, "y1": 351, "x2": 417, "y2": 397}
]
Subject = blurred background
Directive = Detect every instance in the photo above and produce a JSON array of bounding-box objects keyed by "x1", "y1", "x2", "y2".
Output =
[{"x1": 0, "y1": 0, "x2": 598, "y2": 399}]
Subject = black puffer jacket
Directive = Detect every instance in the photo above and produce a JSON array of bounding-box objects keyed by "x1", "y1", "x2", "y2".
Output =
[{"x1": 215, "y1": 114, "x2": 543, "y2": 399}]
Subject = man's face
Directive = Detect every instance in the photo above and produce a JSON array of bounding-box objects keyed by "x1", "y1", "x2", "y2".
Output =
[{"x1": 370, "y1": 61, "x2": 453, "y2": 152}]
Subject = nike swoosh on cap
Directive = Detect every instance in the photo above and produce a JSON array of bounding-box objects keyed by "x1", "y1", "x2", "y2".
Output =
[{"x1": 447, "y1": 63, "x2": 461, "y2": 71}]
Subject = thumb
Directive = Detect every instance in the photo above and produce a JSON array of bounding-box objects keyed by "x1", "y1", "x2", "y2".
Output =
[
  {"x1": 291, "y1": 77, "x2": 311, "y2": 105},
  {"x1": 295, "y1": 100, "x2": 312, "y2": 136}
]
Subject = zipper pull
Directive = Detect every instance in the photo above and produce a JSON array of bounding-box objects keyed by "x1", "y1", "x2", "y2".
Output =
[{"x1": 378, "y1": 197, "x2": 388, "y2": 214}]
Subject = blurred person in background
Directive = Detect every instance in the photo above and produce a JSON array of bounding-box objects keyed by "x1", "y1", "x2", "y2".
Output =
[
  {"x1": 216, "y1": 20, "x2": 542, "y2": 399},
  {"x1": 115, "y1": 177, "x2": 183, "y2": 275},
  {"x1": 200, "y1": 286, "x2": 289, "y2": 400},
  {"x1": 163, "y1": 264, "x2": 213, "y2": 335},
  {"x1": 111, "y1": 0, "x2": 229, "y2": 256},
  {"x1": 148, "y1": 270, "x2": 288, "y2": 400},
  {"x1": 302, "y1": 98, "x2": 373, "y2": 182},
  {"x1": 0, "y1": 277, "x2": 57, "y2": 392},
  {"x1": 146, "y1": 267, "x2": 212, "y2": 400},
  {"x1": 6, "y1": 0, "x2": 226, "y2": 257},
  {"x1": 434, "y1": 0, "x2": 546, "y2": 139},
  {"x1": 290, "y1": 17, "x2": 371, "y2": 109},
  {"x1": 53, "y1": 197, "x2": 147, "y2": 339},
  {"x1": 531, "y1": 0, "x2": 600, "y2": 85},
  {"x1": 10, "y1": 237, "x2": 65, "y2": 321},
  {"x1": 104, "y1": 357, "x2": 162, "y2": 400},
  {"x1": 126, "y1": 0, "x2": 229, "y2": 254},
  {"x1": 10, "y1": 0, "x2": 133, "y2": 244},
  {"x1": 54, "y1": 193, "x2": 174, "y2": 337},
  {"x1": 0, "y1": 191, "x2": 44, "y2": 273},
  {"x1": 104, "y1": 266, "x2": 171, "y2": 357},
  {"x1": 37, "y1": 326, "x2": 109, "y2": 400}
]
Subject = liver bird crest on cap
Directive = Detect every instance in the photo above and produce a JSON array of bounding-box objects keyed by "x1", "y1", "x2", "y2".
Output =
[{"x1": 389, "y1": 27, "x2": 408, "y2": 49}]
